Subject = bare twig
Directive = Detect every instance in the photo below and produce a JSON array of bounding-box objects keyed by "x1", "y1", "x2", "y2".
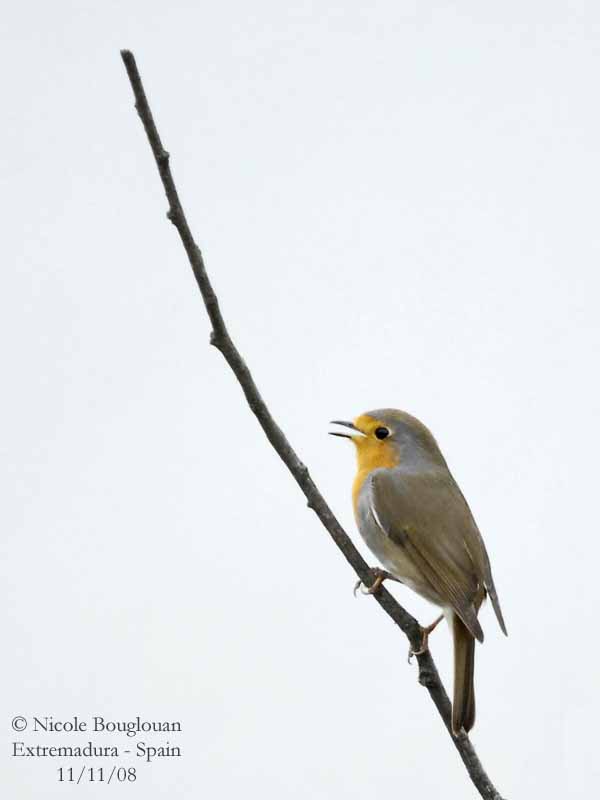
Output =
[{"x1": 120, "y1": 49, "x2": 506, "y2": 800}]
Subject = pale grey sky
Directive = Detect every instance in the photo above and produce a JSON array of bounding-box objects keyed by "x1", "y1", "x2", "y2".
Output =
[{"x1": 3, "y1": 2, "x2": 600, "y2": 797}]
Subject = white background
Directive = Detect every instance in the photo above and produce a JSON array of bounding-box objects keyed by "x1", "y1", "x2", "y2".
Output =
[{"x1": 3, "y1": 2, "x2": 599, "y2": 797}]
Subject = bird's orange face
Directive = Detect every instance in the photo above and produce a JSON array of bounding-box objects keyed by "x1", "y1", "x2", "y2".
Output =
[
  {"x1": 330, "y1": 414, "x2": 400, "y2": 511},
  {"x1": 350, "y1": 414, "x2": 400, "y2": 474}
]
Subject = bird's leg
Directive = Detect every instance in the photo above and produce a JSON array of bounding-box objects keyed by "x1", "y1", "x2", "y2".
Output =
[
  {"x1": 408, "y1": 614, "x2": 444, "y2": 662},
  {"x1": 353, "y1": 567, "x2": 401, "y2": 597}
]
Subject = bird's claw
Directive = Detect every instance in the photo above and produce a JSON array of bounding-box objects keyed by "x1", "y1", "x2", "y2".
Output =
[
  {"x1": 407, "y1": 637, "x2": 428, "y2": 664},
  {"x1": 353, "y1": 575, "x2": 376, "y2": 597},
  {"x1": 353, "y1": 576, "x2": 382, "y2": 596},
  {"x1": 353, "y1": 568, "x2": 400, "y2": 597},
  {"x1": 407, "y1": 614, "x2": 444, "y2": 663}
]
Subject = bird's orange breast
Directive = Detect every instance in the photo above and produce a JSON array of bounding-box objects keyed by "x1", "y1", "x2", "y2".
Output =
[{"x1": 351, "y1": 437, "x2": 399, "y2": 515}]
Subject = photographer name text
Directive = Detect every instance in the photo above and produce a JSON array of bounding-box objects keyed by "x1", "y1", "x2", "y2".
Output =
[{"x1": 10, "y1": 715, "x2": 183, "y2": 773}]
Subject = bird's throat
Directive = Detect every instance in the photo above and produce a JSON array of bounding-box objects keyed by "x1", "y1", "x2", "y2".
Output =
[{"x1": 351, "y1": 440, "x2": 398, "y2": 514}]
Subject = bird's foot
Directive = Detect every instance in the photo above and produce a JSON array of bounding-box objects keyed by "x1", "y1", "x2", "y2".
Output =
[
  {"x1": 353, "y1": 567, "x2": 401, "y2": 597},
  {"x1": 407, "y1": 614, "x2": 444, "y2": 663}
]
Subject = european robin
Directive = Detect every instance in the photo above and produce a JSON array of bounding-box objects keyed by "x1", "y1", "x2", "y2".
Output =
[{"x1": 330, "y1": 409, "x2": 507, "y2": 735}]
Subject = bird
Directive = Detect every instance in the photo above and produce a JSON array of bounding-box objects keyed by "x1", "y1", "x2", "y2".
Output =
[{"x1": 330, "y1": 409, "x2": 507, "y2": 735}]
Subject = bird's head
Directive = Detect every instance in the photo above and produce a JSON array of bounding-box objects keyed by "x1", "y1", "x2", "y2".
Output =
[{"x1": 329, "y1": 408, "x2": 446, "y2": 473}]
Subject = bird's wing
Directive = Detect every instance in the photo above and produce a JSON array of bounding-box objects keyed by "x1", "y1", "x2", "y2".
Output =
[
  {"x1": 369, "y1": 468, "x2": 494, "y2": 642},
  {"x1": 443, "y1": 478, "x2": 507, "y2": 636}
]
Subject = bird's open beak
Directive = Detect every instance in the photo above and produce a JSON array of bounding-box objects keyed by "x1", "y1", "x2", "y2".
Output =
[{"x1": 329, "y1": 420, "x2": 359, "y2": 439}]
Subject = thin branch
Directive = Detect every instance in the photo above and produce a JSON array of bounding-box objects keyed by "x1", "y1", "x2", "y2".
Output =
[{"x1": 120, "y1": 49, "x2": 506, "y2": 800}]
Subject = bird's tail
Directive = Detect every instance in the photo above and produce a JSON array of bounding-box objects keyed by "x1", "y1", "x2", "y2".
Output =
[{"x1": 452, "y1": 612, "x2": 476, "y2": 735}]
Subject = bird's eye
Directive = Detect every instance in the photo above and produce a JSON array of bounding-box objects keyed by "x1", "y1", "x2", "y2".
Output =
[{"x1": 375, "y1": 427, "x2": 389, "y2": 440}]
